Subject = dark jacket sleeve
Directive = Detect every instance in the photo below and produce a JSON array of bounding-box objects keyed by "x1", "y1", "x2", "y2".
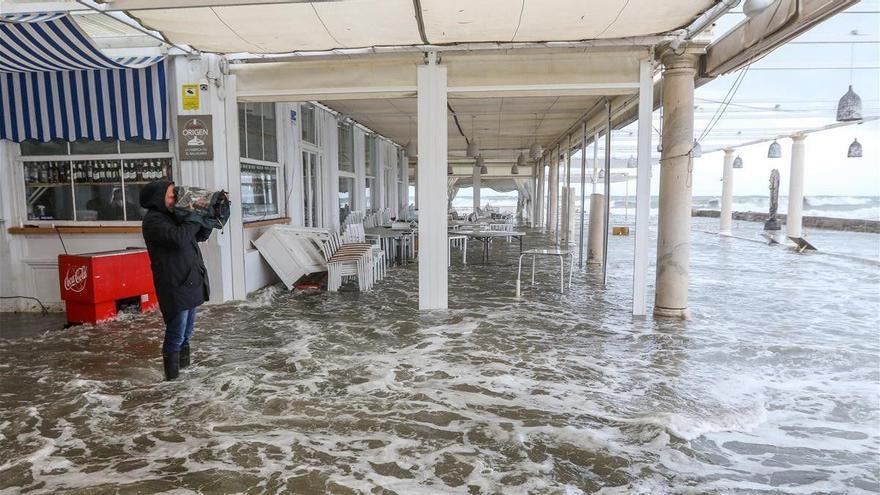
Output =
[
  {"x1": 143, "y1": 212, "x2": 201, "y2": 249},
  {"x1": 196, "y1": 226, "x2": 212, "y2": 242}
]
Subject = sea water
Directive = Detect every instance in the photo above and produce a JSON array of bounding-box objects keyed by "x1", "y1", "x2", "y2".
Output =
[
  {"x1": 0, "y1": 217, "x2": 877, "y2": 494},
  {"x1": 453, "y1": 195, "x2": 880, "y2": 221}
]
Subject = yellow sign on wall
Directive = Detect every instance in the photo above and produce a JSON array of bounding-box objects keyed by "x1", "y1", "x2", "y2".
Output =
[{"x1": 181, "y1": 84, "x2": 200, "y2": 110}]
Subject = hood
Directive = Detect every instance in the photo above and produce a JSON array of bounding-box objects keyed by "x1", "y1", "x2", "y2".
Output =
[{"x1": 139, "y1": 180, "x2": 173, "y2": 211}]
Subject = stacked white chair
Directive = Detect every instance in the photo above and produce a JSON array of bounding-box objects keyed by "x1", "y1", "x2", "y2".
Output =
[
  {"x1": 343, "y1": 222, "x2": 386, "y2": 280},
  {"x1": 320, "y1": 232, "x2": 375, "y2": 292}
]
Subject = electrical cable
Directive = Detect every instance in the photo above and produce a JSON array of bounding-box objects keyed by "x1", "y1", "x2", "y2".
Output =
[{"x1": 0, "y1": 296, "x2": 49, "y2": 315}]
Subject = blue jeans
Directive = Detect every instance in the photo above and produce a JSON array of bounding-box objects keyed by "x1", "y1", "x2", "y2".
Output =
[{"x1": 163, "y1": 308, "x2": 197, "y2": 354}]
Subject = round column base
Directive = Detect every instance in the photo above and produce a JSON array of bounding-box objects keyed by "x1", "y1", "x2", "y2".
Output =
[{"x1": 653, "y1": 306, "x2": 690, "y2": 319}]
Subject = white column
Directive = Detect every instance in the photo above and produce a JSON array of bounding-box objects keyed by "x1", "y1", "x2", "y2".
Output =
[
  {"x1": 417, "y1": 52, "x2": 448, "y2": 310},
  {"x1": 632, "y1": 57, "x2": 653, "y2": 316},
  {"x1": 586, "y1": 193, "x2": 605, "y2": 264},
  {"x1": 586, "y1": 131, "x2": 604, "y2": 265},
  {"x1": 535, "y1": 159, "x2": 545, "y2": 229},
  {"x1": 566, "y1": 187, "x2": 577, "y2": 243},
  {"x1": 654, "y1": 52, "x2": 698, "y2": 319},
  {"x1": 719, "y1": 148, "x2": 735, "y2": 236},
  {"x1": 472, "y1": 162, "x2": 481, "y2": 214},
  {"x1": 787, "y1": 134, "x2": 806, "y2": 239},
  {"x1": 547, "y1": 154, "x2": 559, "y2": 233}
]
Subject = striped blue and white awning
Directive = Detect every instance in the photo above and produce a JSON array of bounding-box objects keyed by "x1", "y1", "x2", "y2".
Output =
[
  {"x1": 0, "y1": 13, "x2": 164, "y2": 73},
  {"x1": 0, "y1": 13, "x2": 169, "y2": 142}
]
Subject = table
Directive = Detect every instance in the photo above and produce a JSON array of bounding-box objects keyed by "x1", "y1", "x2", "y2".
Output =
[
  {"x1": 516, "y1": 249, "x2": 573, "y2": 297},
  {"x1": 365, "y1": 227, "x2": 416, "y2": 265},
  {"x1": 454, "y1": 230, "x2": 525, "y2": 263}
]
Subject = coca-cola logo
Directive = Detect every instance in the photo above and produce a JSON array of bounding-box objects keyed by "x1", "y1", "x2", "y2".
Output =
[
  {"x1": 181, "y1": 119, "x2": 209, "y2": 136},
  {"x1": 64, "y1": 265, "x2": 88, "y2": 293}
]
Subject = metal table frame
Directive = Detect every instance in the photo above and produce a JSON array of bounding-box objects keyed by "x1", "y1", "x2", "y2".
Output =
[
  {"x1": 455, "y1": 231, "x2": 525, "y2": 263},
  {"x1": 516, "y1": 249, "x2": 574, "y2": 297}
]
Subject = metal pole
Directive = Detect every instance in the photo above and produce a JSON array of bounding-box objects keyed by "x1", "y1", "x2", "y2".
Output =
[
  {"x1": 578, "y1": 121, "x2": 587, "y2": 268},
  {"x1": 602, "y1": 102, "x2": 612, "y2": 285}
]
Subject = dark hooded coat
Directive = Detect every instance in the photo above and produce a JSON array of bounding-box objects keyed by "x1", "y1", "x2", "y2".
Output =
[{"x1": 139, "y1": 180, "x2": 212, "y2": 324}]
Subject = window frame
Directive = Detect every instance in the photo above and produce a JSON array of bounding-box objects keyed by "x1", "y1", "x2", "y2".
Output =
[
  {"x1": 363, "y1": 134, "x2": 377, "y2": 211},
  {"x1": 17, "y1": 139, "x2": 173, "y2": 226},
  {"x1": 239, "y1": 103, "x2": 283, "y2": 223},
  {"x1": 300, "y1": 103, "x2": 319, "y2": 147}
]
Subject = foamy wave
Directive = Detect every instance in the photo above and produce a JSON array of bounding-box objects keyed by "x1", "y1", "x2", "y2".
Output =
[{"x1": 625, "y1": 403, "x2": 768, "y2": 441}]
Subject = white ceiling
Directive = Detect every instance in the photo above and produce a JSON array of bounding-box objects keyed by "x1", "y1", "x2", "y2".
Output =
[
  {"x1": 326, "y1": 95, "x2": 603, "y2": 158},
  {"x1": 124, "y1": 0, "x2": 715, "y2": 54}
]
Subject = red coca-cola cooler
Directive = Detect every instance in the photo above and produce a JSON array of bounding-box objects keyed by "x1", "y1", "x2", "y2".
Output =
[{"x1": 58, "y1": 248, "x2": 158, "y2": 325}]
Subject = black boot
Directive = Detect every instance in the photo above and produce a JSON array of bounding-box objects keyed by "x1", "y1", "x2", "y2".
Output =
[
  {"x1": 179, "y1": 344, "x2": 191, "y2": 369},
  {"x1": 163, "y1": 352, "x2": 180, "y2": 381}
]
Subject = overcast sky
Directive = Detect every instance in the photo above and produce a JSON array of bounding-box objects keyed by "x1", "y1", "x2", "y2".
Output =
[{"x1": 607, "y1": 2, "x2": 879, "y2": 198}]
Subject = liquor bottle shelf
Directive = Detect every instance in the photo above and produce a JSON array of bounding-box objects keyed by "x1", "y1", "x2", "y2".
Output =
[{"x1": 26, "y1": 181, "x2": 163, "y2": 187}]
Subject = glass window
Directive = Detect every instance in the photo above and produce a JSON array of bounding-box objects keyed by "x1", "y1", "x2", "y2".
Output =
[
  {"x1": 123, "y1": 158, "x2": 172, "y2": 221},
  {"x1": 241, "y1": 162, "x2": 279, "y2": 219},
  {"x1": 24, "y1": 161, "x2": 74, "y2": 220},
  {"x1": 70, "y1": 138, "x2": 118, "y2": 155},
  {"x1": 238, "y1": 102, "x2": 277, "y2": 162},
  {"x1": 364, "y1": 135, "x2": 375, "y2": 176},
  {"x1": 22, "y1": 150, "x2": 172, "y2": 222},
  {"x1": 245, "y1": 103, "x2": 264, "y2": 161},
  {"x1": 301, "y1": 103, "x2": 317, "y2": 145},
  {"x1": 119, "y1": 138, "x2": 169, "y2": 154},
  {"x1": 262, "y1": 103, "x2": 277, "y2": 162},
  {"x1": 338, "y1": 176, "x2": 354, "y2": 226},
  {"x1": 74, "y1": 160, "x2": 124, "y2": 221},
  {"x1": 365, "y1": 177, "x2": 375, "y2": 212},
  {"x1": 338, "y1": 123, "x2": 354, "y2": 173},
  {"x1": 21, "y1": 139, "x2": 68, "y2": 156},
  {"x1": 303, "y1": 151, "x2": 321, "y2": 227}
]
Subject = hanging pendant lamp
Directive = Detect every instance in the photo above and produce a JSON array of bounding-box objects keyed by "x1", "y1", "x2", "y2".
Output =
[
  {"x1": 733, "y1": 155, "x2": 743, "y2": 169},
  {"x1": 529, "y1": 143, "x2": 542, "y2": 160},
  {"x1": 837, "y1": 86, "x2": 863, "y2": 122},
  {"x1": 448, "y1": 164, "x2": 454, "y2": 175},
  {"x1": 767, "y1": 140, "x2": 782, "y2": 158},
  {"x1": 847, "y1": 138, "x2": 863, "y2": 158},
  {"x1": 692, "y1": 140, "x2": 702, "y2": 158},
  {"x1": 476, "y1": 155, "x2": 487, "y2": 175}
]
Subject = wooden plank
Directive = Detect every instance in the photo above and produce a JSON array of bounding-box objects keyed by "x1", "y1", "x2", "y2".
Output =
[
  {"x1": 243, "y1": 217, "x2": 291, "y2": 229},
  {"x1": 8, "y1": 226, "x2": 142, "y2": 235}
]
